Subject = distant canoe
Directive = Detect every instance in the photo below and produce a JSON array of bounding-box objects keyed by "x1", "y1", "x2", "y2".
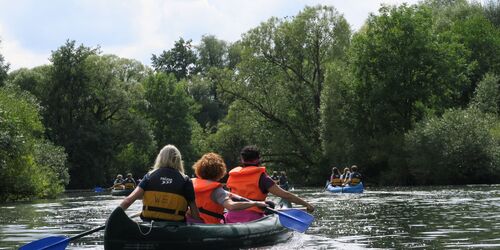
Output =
[
  {"x1": 110, "y1": 188, "x2": 133, "y2": 196},
  {"x1": 326, "y1": 183, "x2": 364, "y2": 193}
]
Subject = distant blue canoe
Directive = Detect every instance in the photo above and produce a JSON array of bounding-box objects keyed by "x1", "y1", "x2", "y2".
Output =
[{"x1": 326, "y1": 183, "x2": 364, "y2": 193}]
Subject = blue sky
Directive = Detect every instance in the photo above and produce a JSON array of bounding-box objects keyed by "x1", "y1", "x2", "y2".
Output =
[{"x1": 0, "y1": 0, "x2": 423, "y2": 70}]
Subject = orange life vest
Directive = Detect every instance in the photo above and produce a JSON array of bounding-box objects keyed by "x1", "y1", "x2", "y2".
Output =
[
  {"x1": 192, "y1": 178, "x2": 225, "y2": 224},
  {"x1": 227, "y1": 166, "x2": 267, "y2": 214}
]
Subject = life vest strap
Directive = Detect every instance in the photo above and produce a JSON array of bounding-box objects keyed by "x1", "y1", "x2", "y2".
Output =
[
  {"x1": 143, "y1": 205, "x2": 186, "y2": 216},
  {"x1": 199, "y1": 207, "x2": 225, "y2": 220}
]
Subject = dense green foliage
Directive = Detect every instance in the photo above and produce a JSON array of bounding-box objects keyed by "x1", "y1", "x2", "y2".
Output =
[
  {"x1": 0, "y1": 86, "x2": 68, "y2": 201},
  {"x1": 406, "y1": 107, "x2": 500, "y2": 185},
  {"x1": 1, "y1": 1, "x2": 500, "y2": 201}
]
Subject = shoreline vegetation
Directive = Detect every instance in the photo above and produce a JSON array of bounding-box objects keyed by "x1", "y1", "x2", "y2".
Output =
[{"x1": 1, "y1": 0, "x2": 500, "y2": 202}]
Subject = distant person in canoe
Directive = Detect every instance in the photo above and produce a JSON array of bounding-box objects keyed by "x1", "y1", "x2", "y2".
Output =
[
  {"x1": 225, "y1": 145, "x2": 315, "y2": 223},
  {"x1": 330, "y1": 167, "x2": 342, "y2": 187},
  {"x1": 279, "y1": 171, "x2": 289, "y2": 191},
  {"x1": 112, "y1": 174, "x2": 125, "y2": 190},
  {"x1": 344, "y1": 165, "x2": 362, "y2": 186},
  {"x1": 340, "y1": 167, "x2": 350, "y2": 185},
  {"x1": 123, "y1": 173, "x2": 136, "y2": 190},
  {"x1": 118, "y1": 144, "x2": 202, "y2": 222},
  {"x1": 190, "y1": 152, "x2": 268, "y2": 224},
  {"x1": 271, "y1": 171, "x2": 280, "y2": 184}
]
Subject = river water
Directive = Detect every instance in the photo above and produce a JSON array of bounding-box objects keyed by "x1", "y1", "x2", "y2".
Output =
[{"x1": 1, "y1": 185, "x2": 499, "y2": 249}]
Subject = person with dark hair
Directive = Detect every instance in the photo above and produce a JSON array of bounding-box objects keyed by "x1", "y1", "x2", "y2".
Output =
[
  {"x1": 279, "y1": 171, "x2": 289, "y2": 191},
  {"x1": 344, "y1": 165, "x2": 362, "y2": 186},
  {"x1": 225, "y1": 145, "x2": 314, "y2": 223},
  {"x1": 271, "y1": 171, "x2": 280, "y2": 184},
  {"x1": 123, "y1": 173, "x2": 136, "y2": 190},
  {"x1": 330, "y1": 167, "x2": 342, "y2": 187},
  {"x1": 191, "y1": 153, "x2": 267, "y2": 224}
]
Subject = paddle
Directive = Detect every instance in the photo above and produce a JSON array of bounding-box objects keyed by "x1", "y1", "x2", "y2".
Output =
[
  {"x1": 20, "y1": 212, "x2": 140, "y2": 250},
  {"x1": 228, "y1": 192, "x2": 314, "y2": 233},
  {"x1": 323, "y1": 180, "x2": 330, "y2": 191}
]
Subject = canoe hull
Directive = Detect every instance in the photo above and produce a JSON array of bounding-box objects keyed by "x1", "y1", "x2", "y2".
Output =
[
  {"x1": 104, "y1": 207, "x2": 292, "y2": 250},
  {"x1": 110, "y1": 189, "x2": 133, "y2": 196},
  {"x1": 326, "y1": 183, "x2": 364, "y2": 193}
]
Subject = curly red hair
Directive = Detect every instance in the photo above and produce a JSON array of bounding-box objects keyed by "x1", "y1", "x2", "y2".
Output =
[{"x1": 193, "y1": 153, "x2": 227, "y2": 181}]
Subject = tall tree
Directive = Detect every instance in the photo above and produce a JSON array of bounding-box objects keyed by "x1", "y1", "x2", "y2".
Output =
[
  {"x1": 0, "y1": 86, "x2": 68, "y2": 201},
  {"x1": 151, "y1": 38, "x2": 198, "y2": 80},
  {"x1": 142, "y1": 73, "x2": 198, "y2": 165},
  {"x1": 197, "y1": 35, "x2": 228, "y2": 73},
  {"x1": 333, "y1": 4, "x2": 469, "y2": 179},
  {"x1": 13, "y1": 41, "x2": 155, "y2": 188},
  {"x1": 217, "y1": 5, "x2": 351, "y2": 183}
]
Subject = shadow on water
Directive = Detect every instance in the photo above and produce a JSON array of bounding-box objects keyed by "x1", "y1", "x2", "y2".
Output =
[{"x1": 1, "y1": 185, "x2": 499, "y2": 249}]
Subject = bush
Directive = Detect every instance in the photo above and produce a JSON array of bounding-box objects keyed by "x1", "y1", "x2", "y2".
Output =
[
  {"x1": 405, "y1": 107, "x2": 500, "y2": 185},
  {"x1": 0, "y1": 86, "x2": 68, "y2": 201}
]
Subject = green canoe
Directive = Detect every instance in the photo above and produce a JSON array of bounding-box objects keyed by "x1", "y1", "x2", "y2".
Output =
[{"x1": 104, "y1": 206, "x2": 292, "y2": 250}]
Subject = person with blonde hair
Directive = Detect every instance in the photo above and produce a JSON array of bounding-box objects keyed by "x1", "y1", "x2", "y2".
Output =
[
  {"x1": 119, "y1": 145, "x2": 202, "y2": 222},
  {"x1": 191, "y1": 152, "x2": 267, "y2": 224}
]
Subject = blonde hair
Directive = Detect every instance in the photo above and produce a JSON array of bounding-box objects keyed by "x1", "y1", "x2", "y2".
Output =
[
  {"x1": 151, "y1": 145, "x2": 184, "y2": 173},
  {"x1": 193, "y1": 153, "x2": 227, "y2": 181}
]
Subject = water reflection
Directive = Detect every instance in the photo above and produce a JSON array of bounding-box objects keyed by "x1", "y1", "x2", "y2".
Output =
[{"x1": 0, "y1": 185, "x2": 499, "y2": 249}]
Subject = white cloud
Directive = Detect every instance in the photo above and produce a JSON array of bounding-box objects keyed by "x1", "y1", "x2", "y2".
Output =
[
  {"x1": 0, "y1": 24, "x2": 49, "y2": 70},
  {"x1": 0, "y1": 0, "x2": 423, "y2": 70}
]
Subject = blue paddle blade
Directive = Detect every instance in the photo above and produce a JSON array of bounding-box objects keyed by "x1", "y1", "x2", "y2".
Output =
[
  {"x1": 94, "y1": 187, "x2": 104, "y2": 192},
  {"x1": 276, "y1": 209, "x2": 314, "y2": 233},
  {"x1": 19, "y1": 236, "x2": 69, "y2": 250}
]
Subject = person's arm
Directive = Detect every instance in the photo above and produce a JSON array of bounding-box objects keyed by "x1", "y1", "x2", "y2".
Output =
[
  {"x1": 188, "y1": 201, "x2": 202, "y2": 221},
  {"x1": 268, "y1": 184, "x2": 314, "y2": 213},
  {"x1": 223, "y1": 196, "x2": 267, "y2": 211},
  {"x1": 119, "y1": 186, "x2": 144, "y2": 210}
]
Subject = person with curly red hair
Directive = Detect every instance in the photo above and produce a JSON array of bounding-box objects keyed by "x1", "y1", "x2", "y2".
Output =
[{"x1": 191, "y1": 152, "x2": 267, "y2": 224}]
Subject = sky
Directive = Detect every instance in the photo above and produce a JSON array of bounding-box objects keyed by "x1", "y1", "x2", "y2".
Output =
[{"x1": 0, "y1": 0, "x2": 423, "y2": 71}]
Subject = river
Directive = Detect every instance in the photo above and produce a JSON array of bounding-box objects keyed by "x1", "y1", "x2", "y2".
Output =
[{"x1": 1, "y1": 185, "x2": 499, "y2": 249}]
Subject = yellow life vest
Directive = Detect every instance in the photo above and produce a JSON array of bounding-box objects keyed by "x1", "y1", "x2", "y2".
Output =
[
  {"x1": 141, "y1": 190, "x2": 188, "y2": 221},
  {"x1": 331, "y1": 174, "x2": 342, "y2": 186}
]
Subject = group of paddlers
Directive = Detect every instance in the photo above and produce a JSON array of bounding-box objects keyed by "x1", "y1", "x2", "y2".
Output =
[
  {"x1": 112, "y1": 173, "x2": 137, "y2": 190},
  {"x1": 118, "y1": 145, "x2": 315, "y2": 224},
  {"x1": 329, "y1": 165, "x2": 362, "y2": 187},
  {"x1": 270, "y1": 171, "x2": 289, "y2": 191}
]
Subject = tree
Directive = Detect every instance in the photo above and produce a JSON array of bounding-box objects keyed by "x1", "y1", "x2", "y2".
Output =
[
  {"x1": 10, "y1": 41, "x2": 156, "y2": 188},
  {"x1": 0, "y1": 40, "x2": 9, "y2": 86},
  {"x1": 0, "y1": 86, "x2": 68, "y2": 201},
  {"x1": 405, "y1": 107, "x2": 500, "y2": 185},
  {"x1": 216, "y1": 5, "x2": 351, "y2": 183},
  {"x1": 483, "y1": 0, "x2": 500, "y2": 28},
  {"x1": 336, "y1": 4, "x2": 470, "y2": 179},
  {"x1": 142, "y1": 73, "x2": 198, "y2": 166},
  {"x1": 197, "y1": 35, "x2": 228, "y2": 73},
  {"x1": 151, "y1": 38, "x2": 198, "y2": 80},
  {"x1": 471, "y1": 73, "x2": 500, "y2": 114}
]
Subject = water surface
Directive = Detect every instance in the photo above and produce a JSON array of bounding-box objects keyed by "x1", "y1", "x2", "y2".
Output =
[{"x1": 1, "y1": 185, "x2": 499, "y2": 249}]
